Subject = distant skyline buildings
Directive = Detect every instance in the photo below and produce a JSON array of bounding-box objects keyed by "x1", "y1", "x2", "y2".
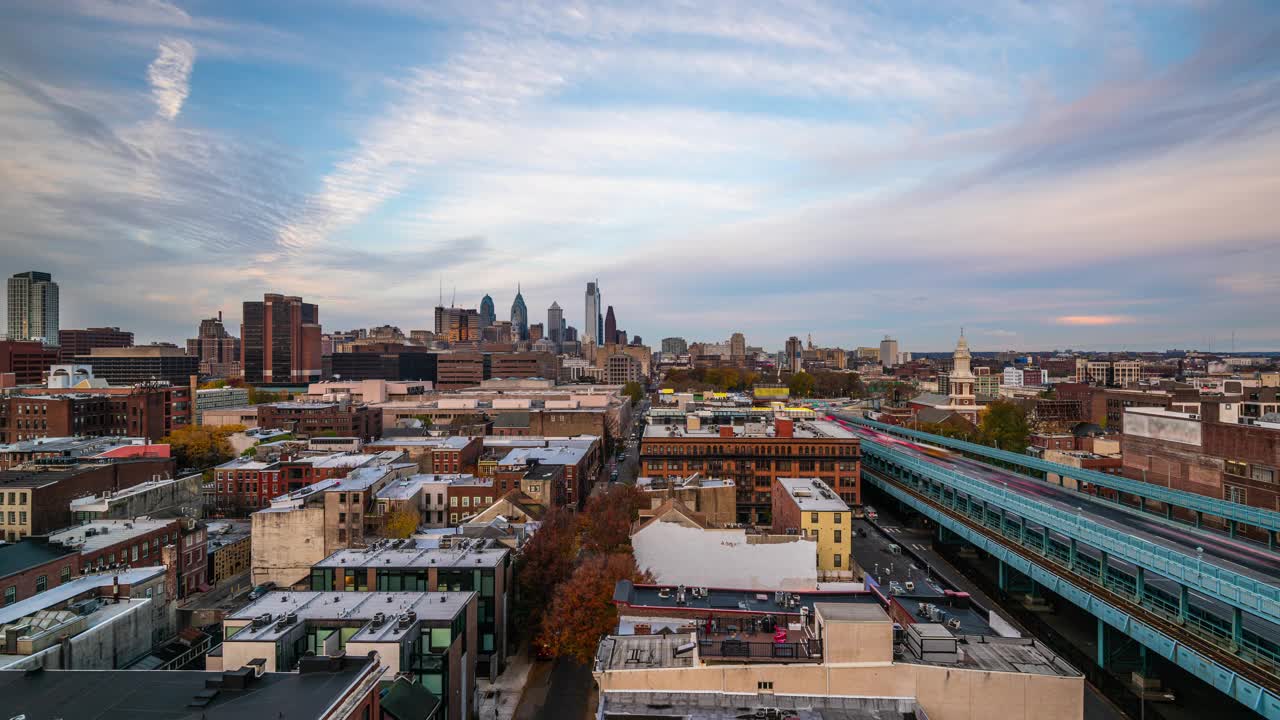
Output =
[
  {"x1": 510, "y1": 285, "x2": 528, "y2": 341},
  {"x1": 479, "y1": 294, "x2": 495, "y2": 328},
  {"x1": 7, "y1": 271, "x2": 59, "y2": 345},
  {"x1": 584, "y1": 281, "x2": 602, "y2": 345},
  {"x1": 604, "y1": 306, "x2": 617, "y2": 345},
  {"x1": 547, "y1": 302, "x2": 563, "y2": 350},
  {"x1": 241, "y1": 293, "x2": 321, "y2": 385}
]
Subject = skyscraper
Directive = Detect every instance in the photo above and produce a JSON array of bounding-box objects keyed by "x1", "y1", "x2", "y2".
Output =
[
  {"x1": 7, "y1": 271, "x2": 59, "y2": 345},
  {"x1": 547, "y1": 301, "x2": 563, "y2": 350},
  {"x1": 785, "y1": 336, "x2": 803, "y2": 372},
  {"x1": 661, "y1": 337, "x2": 688, "y2": 355},
  {"x1": 879, "y1": 336, "x2": 899, "y2": 368},
  {"x1": 510, "y1": 285, "x2": 528, "y2": 341},
  {"x1": 729, "y1": 332, "x2": 746, "y2": 359},
  {"x1": 584, "y1": 281, "x2": 602, "y2": 345},
  {"x1": 186, "y1": 312, "x2": 240, "y2": 376},
  {"x1": 479, "y1": 294, "x2": 496, "y2": 328},
  {"x1": 241, "y1": 293, "x2": 321, "y2": 385},
  {"x1": 604, "y1": 306, "x2": 617, "y2": 345}
]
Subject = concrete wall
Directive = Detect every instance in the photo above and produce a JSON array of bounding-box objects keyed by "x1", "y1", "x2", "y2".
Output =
[
  {"x1": 595, "y1": 660, "x2": 1083, "y2": 720},
  {"x1": 5, "y1": 599, "x2": 157, "y2": 671},
  {"x1": 633, "y1": 522, "x2": 817, "y2": 590},
  {"x1": 251, "y1": 507, "x2": 326, "y2": 586},
  {"x1": 1123, "y1": 411, "x2": 1201, "y2": 446}
]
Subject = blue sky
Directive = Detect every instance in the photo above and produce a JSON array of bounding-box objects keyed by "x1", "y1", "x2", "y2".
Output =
[{"x1": 2, "y1": 0, "x2": 1278, "y2": 352}]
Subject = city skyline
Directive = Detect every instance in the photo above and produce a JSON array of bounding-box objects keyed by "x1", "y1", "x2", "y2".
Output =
[{"x1": 2, "y1": 1, "x2": 1278, "y2": 350}]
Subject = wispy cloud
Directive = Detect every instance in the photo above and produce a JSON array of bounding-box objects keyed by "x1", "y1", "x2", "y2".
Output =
[
  {"x1": 146, "y1": 38, "x2": 194, "y2": 120},
  {"x1": 1056, "y1": 315, "x2": 1138, "y2": 327}
]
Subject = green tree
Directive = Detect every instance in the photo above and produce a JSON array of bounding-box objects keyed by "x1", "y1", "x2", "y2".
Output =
[
  {"x1": 622, "y1": 381, "x2": 644, "y2": 406},
  {"x1": 787, "y1": 372, "x2": 815, "y2": 398},
  {"x1": 979, "y1": 400, "x2": 1030, "y2": 453}
]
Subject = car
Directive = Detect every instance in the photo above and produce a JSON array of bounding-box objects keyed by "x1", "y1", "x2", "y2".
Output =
[{"x1": 248, "y1": 582, "x2": 277, "y2": 600}]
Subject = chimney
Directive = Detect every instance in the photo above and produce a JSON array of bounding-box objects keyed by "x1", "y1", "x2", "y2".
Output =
[
  {"x1": 775, "y1": 417, "x2": 794, "y2": 438},
  {"x1": 218, "y1": 310, "x2": 223, "y2": 322}
]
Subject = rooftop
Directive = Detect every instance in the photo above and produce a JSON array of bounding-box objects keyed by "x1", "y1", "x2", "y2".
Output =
[
  {"x1": 0, "y1": 436, "x2": 149, "y2": 456},
  {"x1": 227, "y1": 590, "x2": 474, "y2": 643},
  {"x1": 368, "y1": 436, "x2": 474, "y2": 449},
  {"x1": 205, "y1": 520, "x2": 252, "y2": 553},
  {"x1": 498, "y1": 445, "x2": 590, "y2": 466},
  {"x1": 777, "y1": 478, "x2": 849, "y2": 512},
  {"x1": 313, "y1": 538, "x2": 507, "y2": 570},
  {"x1": 0, "y1": 655, "x2": 381, "y2": 719},
  {"x1": 0, "y1": 566, "x2": 165, "y2": 626},
  {"x1": 598, "y1": 691, "x2": 922, "y2": 720},
  {"x1": 613, "y1": 580, "x2": 879, "y2": 617},
  {"x1": 0, "y1": 540, "x2": 77, "y2": 580},
  {"x1": 643, "y1": 419, "x2": 854, "y2": 440},
  {"x1": 47, "y1": 518, "x2": 175, "y2": 554}
]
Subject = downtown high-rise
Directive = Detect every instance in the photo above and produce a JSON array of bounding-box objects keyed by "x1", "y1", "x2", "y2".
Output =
[
  {"x1": 7, "y1": 271, "x2": 59, "y2": 345},
  {"x1": 510, "y1": 285, "x2": 528, "y2": 341},
  {"x1": 584, "y1": 280, "x2": 602, "y2": 345},
  {"x1": 547, "y1": 301, "x2": 563, "y2": 350},
  {"x1": 241, "y1": 293, "x2": 322, "y2": 385}
]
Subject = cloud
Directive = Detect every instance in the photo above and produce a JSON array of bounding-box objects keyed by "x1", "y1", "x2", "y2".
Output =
[
  {"x1": 147, "y1": 38, "x2": 195, "y2": 119},
  {"x1": 1055, "y1": 315, "x2": 1138, "y2": 327}
]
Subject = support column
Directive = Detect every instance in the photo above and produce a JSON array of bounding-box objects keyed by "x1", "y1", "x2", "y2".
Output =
[
  {"x1": 1177, "y1": 585, "x2": 1189, "y2": 625},
  {"x1": 1096, "y1": 618, "x2": 1107, "y2": 670},
  {"x1": 1068, "y1": 538, "x2": 1078, "y2": 571},
  {"x1": 1098, "y1": 551, "x2": 1108, "y2": 585},
  {"x1": 1232, "y1": 607, "x2": 1243, "y2": 652},
  {"x1": 1228, "y1": 520, "x2": 1237, "y2": 538},
  {"x1": 1135, "y1": 566, "x2": 1145, "y2": 605},
  {"x1": 998, "y1": 559, "x2": 1008, "y2": 592},
  {"x1": 1195, "y1": 511, "x2": 1203, "y2": 528}
]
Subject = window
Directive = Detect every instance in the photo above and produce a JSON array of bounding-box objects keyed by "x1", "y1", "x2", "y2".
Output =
[
  {"x1": 60, "y1": 566, "x2": 71, "y2": 582},
  {"x1": 834, "y1": 513, "x2": 842, "y2": 524},
  {"x1": 131, "y1": 545, "x2": 139, "y2": 561},
  {"x1": 450, "y1": 497, "x2": 458, "y2": 507},
  {"x1": 811, "y1": 529, "x2": 819, "y2": 542},
  {"x1": 35, "y1": 575, "x2": 47, "y2": 593},
  {"x1": 1225, "y1": 460, "x2": 1248, "y2": 477},
  {"x1": 811, "y1": 512, "x2": 819, "y2": 523},
  {"x1": 1226, "y1": 485, "x2": 1246, "y2": 504},
  {"x1": 337, "y1": 529, "x2": 347, "y2": 542},
  {"x1": 834, "y1": 554, "x2": 842, "y2": 568},
  {"x1": 3, "y1": 586, "x2": 14, "y2": 605},
  {"x1": 1251, "y1": 466, "x2": 1275, "y2": 484},
  {"x1": 834, "y1": 530, "x2": 842, "y2": 543},
  {"x1": 338, "y1": 512, "x2": 346, "y2": 522},
  {"x1": 757, "y1": 681, "x2": 773, "y2": 691}
]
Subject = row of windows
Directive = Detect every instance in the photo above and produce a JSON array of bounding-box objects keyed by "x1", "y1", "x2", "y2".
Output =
[
  {"x1": 645, "y1": 443, "x2": 857, "y2": 457},
  {"x1": 1, "y1": 492, "x2": 29, "y2": 505},
  {"x1": 449, "y1": 495, "x2": 494, "y2": 507},
  {"x1": 1, "y1": 511, "x2": 29, "y2": 526},
  {"x1": 1224, "y1": 460, "x2": 1275, "y2": 485}
]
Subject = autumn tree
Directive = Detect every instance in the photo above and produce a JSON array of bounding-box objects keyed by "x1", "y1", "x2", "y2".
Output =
[
  {"x1": 787, "y1": 371, "x2": 815, "y2": 398},
  {"x1": 513, "y1": 508, "x2": 578, "y2": 640},
  {"x1": 384, "y1": 506, "x2": 421, "y2": 538},
  {"x1": 537, "y1": 553, "x2": 648, "y2": 664},
  {"x1": 580, "y1": 483, "x2": 645, "y2": 554},
  {"x1": 622, "y1": 381, "x2": 644, "y2": 406},
  {"x1": 162, "y1": 424, "x2": 246, "y2": 470},
  {"x1": 979, "y1": 400, "x2": 1030, "y2": 453}
]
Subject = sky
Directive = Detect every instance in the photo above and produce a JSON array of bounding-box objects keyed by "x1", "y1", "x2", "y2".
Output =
[{"x1": 1, "y1": 0, "x2": 1278, "y2": 352}]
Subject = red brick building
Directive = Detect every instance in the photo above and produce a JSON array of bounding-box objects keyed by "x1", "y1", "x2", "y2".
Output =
[
  {"x1": 639, "y1": 417, "x2": 861, "y2": 524},
  {"x1": 256, "y1": 402, "x2": 382, "y2": 441},
  {"x1": 57, "y1": 327, "x2": 134, "y2": 363},
  {"x1": 0, "y1": 540, "x2": 79, "y2": 605},
  {"x1": 445, "y1": 477, "x2": 496, "y2": 524},
  {"x1": 2, "y1": 384, "x2": 191, "y2": 444},
  {"x1": 0, "y1": 457, "x2": 176, "y2": 540},
  {"x1": 0, "y1": 340, "x2": 60, "y2": 386}
]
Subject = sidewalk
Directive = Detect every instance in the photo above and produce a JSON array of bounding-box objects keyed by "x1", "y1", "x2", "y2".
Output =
[{"x1": 476, "y1": 647, "x2": 538, "y2": 720}]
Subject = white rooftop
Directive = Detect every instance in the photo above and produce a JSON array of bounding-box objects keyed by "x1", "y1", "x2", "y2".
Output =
[
  {"x1": 0, "y1": 566, "x2": 165, "y2": 626},
  {"x1": 498, "y1": 445, "x2": 589, "y2": 467},
  {"x1": 777, "y1": 478, "x2": 849, "y2": 512},
  {"x1": 47, "y1": 518, "x2": 175, "y2": 554}
]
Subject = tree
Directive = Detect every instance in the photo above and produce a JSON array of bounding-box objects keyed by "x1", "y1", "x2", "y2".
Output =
[
  {"x1": 199, "y1": 379, "x2": 228, "y2": 390},
  {"x1": 513, "y1": 508, "x2": 578, "y2": 640},
  {"x1": 787, "y1": 372, "x2": 815, "y2": 398},
  {"x1": 622, "y1": 381, "x2": 644, "y2": 406},
  {"x1": 384, "y1": 506, "x2": 421, "y2": 539},
  {"x1": 979, "y1": 400, "x2": 1030, "y2": 453},
  {"x1": 538, "y1": 553, "x2": 647, "y2": 664},
  {"x1": 161, "y1": 424, "x2": 246, "y2": 470},
  {"x1": 247, "y1": 387, "x2": 287, "y2": 404},
  {"x1": 580, "y1": 484, "x2": 645, "y2": 554}
]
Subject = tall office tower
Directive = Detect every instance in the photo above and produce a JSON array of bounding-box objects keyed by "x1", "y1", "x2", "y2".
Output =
[
  {"x1": 547, "y1": 302, "x2": 563, "y2": 350},
  {"x1": 729, "y1": 332, "x2": 746, "y2": 359},
  {"x1": 479, "y1": 294, "x2": 496, "y2": 328},
  {"x1": 584, "y1": 281, "x2": 602, "y2": 345},
  {"x1": 879, "y1": 336, "x2": 899, "y2": 368},
  {"x1": 604, "y1": 306, "x2": 617, "y2": 346},
  {"x1": 7, "y1": 271, "x2": 59, "y2": 345},
  {"x1": 661, "y1": 337, "x2": 688, "y2": 355},
  {"x1": 434, "y1": 307, "x2": 481, "y2": 343},
  {"x1": 241, "y1": 294, "x2": 321, "y2": 385},
  {"x1": 510, "y1": 285, "x2": 529, "y2": 341},
  {"x1": 186, "y1": 312, "x2": 240, "y2": 376},
  {"x1": 785, "y1": 336, "x2": 803, "y2": 372}
]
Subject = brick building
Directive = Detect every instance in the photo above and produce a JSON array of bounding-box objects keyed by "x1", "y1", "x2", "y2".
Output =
[
  {"x1": 489, "y1": 352, "x2": 559, "y2": 380},
  {"x1": 57, "y1": 327, "x2": 134, "y2": 363},
  {"x1": 435, "y1": 353, "x2": 490, "y2": 389},
  {"x1": 0, "y1": 539, "x2": 79, "y2": 605},
  {"x1": 211, "y1": 451, "x2": 403, "y2": 510},
  {"x1": 44, "y1": 516, "x2": 208, "y2": 596},
  {"x1": 494, "y1": 441, "x2": 600, "y2": 510},
  {"x1": 3, "y1": 384, "x2": 191, "y2": 444},
  {"x1": 365, "y1": 436, "x2": 481, "y2": 474},
  {"x1": 444, "y1": 476, "x2": 497, "y2": 523},
  {"x1": 640, "y1": 417, "x2": 861, "y2": 524},
  {"x1": 256, "y1": 402, "x2": 382, "y2": 441},
  {"x1": 0, "y1": 340, "x2": 59, "y2": 386},
  {"x1": 241, "y1": 293, "x2": 322, "y2": 385},
  {"x1": 0, "y1": 457, "x2": 176, "y2": 540}
]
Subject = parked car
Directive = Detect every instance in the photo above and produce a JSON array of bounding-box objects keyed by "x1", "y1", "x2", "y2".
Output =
[{"x1": 248, "y1": 582, "x2": 277, "y2": 600}]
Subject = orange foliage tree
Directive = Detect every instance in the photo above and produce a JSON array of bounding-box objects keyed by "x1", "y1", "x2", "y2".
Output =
[
  {"x1": 537, "y1": 553, "x2": 648, "y2": 665},
  {"x1": 513, "y1": 507, "x2": 578, "y2": 640},
  {"x1": 580, "y1": 483, "x2": 646, "y2": 554}
]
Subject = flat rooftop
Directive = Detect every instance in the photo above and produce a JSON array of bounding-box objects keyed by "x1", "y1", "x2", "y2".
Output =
[
  {"x1": 227, "y1": 590, "x2": 474, "y2": 643},
  {"x1": 0, "y1": 541, "x2": 77, "y2": 580},
  {"x1": 777, "y1": 478, "x2": 849, "y2": 512},
  {"x1": 614, "y1": 580, "x2": 879, "y2": 617},
  {"x1": 48, "y1": 518, "x2": 175, "y2": 553},
  {"x1": 313, "y1": 539, "x2": 507, "y2": 570},
  {"x1": 0, "y1": 655, "x2": 379, "y2": 719},
  {"x1": 0, "y1": 436, "x2": 148, "y2": 455},
  {"x1": 599, "y1": 691, "x2": 921, "y2": 720},
  {"x1": 643, "y1": 420, "x2": 853, "y2": 440},
  {"x1": 368, "y1": 436, "x2": 474, "y2": 449},
  {"x1": 0, "y1": 566, "x2": 165, "y2": 626},
  {"x1": 498, "y1": 445, "x2": 590, "y2": 466}
]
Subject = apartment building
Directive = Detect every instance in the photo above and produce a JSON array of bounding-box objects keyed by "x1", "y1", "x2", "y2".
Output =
[{"x1": 772, "y1": 477, "x2": 854, "y2": 578}]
